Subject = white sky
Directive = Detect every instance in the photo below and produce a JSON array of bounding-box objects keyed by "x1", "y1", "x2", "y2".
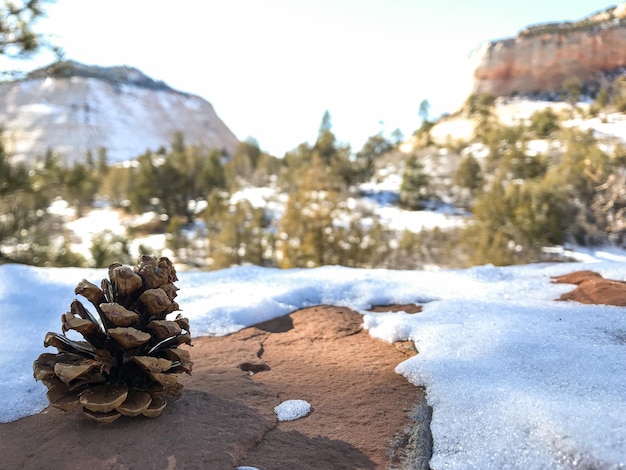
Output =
[{"x1": 2, "y1": 0, "x2": 616, "y2": 155}]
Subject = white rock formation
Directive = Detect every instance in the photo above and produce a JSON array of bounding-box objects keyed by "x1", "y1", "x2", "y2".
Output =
[{"x1": 0, "y1": 62, "x2": 239, "y2": 163}]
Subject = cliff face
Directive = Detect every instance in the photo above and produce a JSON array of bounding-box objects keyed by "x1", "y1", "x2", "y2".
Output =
[
  {"x1": 0, "y1": 62, "x2": 239, "y2": 163},
  {"x1": 471, "y1": 3, "x2": 626, "y2": 97}
]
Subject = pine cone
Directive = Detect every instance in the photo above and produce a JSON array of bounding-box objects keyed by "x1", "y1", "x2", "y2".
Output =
[{"x1": 33, "y1": 255, "x2": 192, "y2": 424}]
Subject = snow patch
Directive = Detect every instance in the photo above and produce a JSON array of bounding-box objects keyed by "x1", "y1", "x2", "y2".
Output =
[{"x1": 274, "y1": 399, "x2": 312, "y2": 421}]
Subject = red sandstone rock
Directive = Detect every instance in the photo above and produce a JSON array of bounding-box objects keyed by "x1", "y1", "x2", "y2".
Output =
[
  {"x1": 471, "y1": 4, "x2": 626, "y2": 97},
  {"x1": 551, "y1": 270, "x2": 604, "y2": 285},
  {"x1": 553, "y1": 271, "x2": 626, "y2": 306},
  {"x1": 0, "y1": 306, "x2": 427, "y2": 469},
  {"x1": 368, "y1": 304, "x2": 423, "y2": 314}
]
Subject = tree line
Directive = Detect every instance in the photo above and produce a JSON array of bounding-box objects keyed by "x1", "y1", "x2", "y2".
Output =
[
  {"x1": 3, "y1": 94, "x2": 626, "y2": 270},
  {"x1": 0, "y1": 114, "x2": 431, "y2": 269}
]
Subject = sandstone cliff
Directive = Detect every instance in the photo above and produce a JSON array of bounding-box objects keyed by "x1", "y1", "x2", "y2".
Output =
[
  {"x1": 0, "y1": 61, "x2": 239, "y2": 163},
  {"x1": 471, "y1": 3, "x2": 626, "y2": 97}
]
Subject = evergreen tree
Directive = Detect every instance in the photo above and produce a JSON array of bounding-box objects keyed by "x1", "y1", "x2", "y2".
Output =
[
  {"x1": 314, "y1": 114, "x2": 354, "y2": 189},
  {"x1": 556, "y1": 129, "x2": 609, "y2": 244},
  {"x1": 99, "y1": 164, "x2": 133, "y2": 207},
  {"x1": 464, "y1": 179, "x2": 523, "y2": 266},
  {"x1": 127, "y1": 150, "x2": 160, "y2": 213},
  {"x1": 226, "y1": 138, "x2": 262, "y2": 187},
  {"x1": 594, "y1": 86, "x2": 610, "y2": 112},
  {"x1": 89, "y1": 230, "x2": 132, "y2": 268},
  {"x1": 32, "y1": 148, "x2": 65, "y2": 197},
  {"x1": 277, "y1": 155, "x2": 339, "y2": 268},
  {"x1": 314, "y1": 110, "x2": 339, "y2": 166},
  {"x1": 0, "y1": 136, "x2": 51, "y2": 263},
  {"x1": 561, "y1": 77, "x2": 582, "y2": 108},
  {"x1": 454, "y1": 155, "x2": 483, "y2": 192},
  {"x1": 464, "y1": 173, "x2": 573, "y2": 266},
  {"x1": 319, "y1": 110, "x2": 332, "y2": 134},
  {"x1": 96, "y1": 146, "x2": 109, "y2": 177},
  {"x1": 251, "y1": 151, "x2": 282, "y2": 187},
  {"x1": 208, "y1": 199, "x2": 269, "y2": 269},
  {"x1": 467, "y1": 94, "x2": 497, "y2": 141},
  {"x1": 354, "y1": 133, "x2": 393, "y2": 183},
  {"x1": 390, "y1": 128, "x2": 404, "y2": 147},
  {"x1": 558, "y1": 129, "x2": 607, "y2": 200},
  {"x1": 611, "y1": 77, "x2": 626, "y2": 112},
  {"x1": 127, "y1": 136, "x2": 227, "y2": 224},
  {"x1": 466, "y1": 93, "x2": 496, "y2": 119},
  {"x1": 51, "y1": 235, "x2": 86, "y2": 267},
  {"x1": 276, "y1": 153, "x2": 390, "y2": 269},
  {"x1": 0, "y1": 0, "x2": 45, "y2": 58},
  {"x1": 399, "y1": 154, "x2": 429, "y2": 209},
  {"x1": 279, "y1": 143, "x2": 313, "y2": 192},
  {"x1": 64, "y1": 157, "x2": 101, "y2": 216},
  {"x1": 528, "y1": 108, "x2": 560, "y2": 137},
  {"x1": 418, "y1": 99, "x2": 431, "y2": 123},
  {"x1": 280, "y1": 112, "x2": 352, "y2": 191}
]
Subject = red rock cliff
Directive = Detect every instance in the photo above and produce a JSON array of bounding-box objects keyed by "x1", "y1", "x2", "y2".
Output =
[{"x1": 471, "y1": 3, "x2": 626, "y2": 96}]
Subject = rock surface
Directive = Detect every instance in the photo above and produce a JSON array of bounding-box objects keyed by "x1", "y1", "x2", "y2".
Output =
[
  {"x1": 553, "y1": 270, "x2": 626, "y2": 306},
  {"x1": 0, "y1": 61, "x2": 239, "y2": 163},
  {"x1": 0, "y1": 305, "x2": 429, "y2": 469},
  {"x1": 471, "y1": 3, "x2": 626, "y2": 97}
]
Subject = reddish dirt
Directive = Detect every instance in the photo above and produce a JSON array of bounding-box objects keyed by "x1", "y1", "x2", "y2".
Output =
[
  {"x1": 553, "y1": 270, "x2": 626, "y2": 306},
  {"x1": 0, "y1": 305, "x2": 425, "y2": 470}
]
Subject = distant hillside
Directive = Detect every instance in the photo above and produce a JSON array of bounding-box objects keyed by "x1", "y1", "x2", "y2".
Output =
[
  {"x1": 25, "y1": 60, "x2": 174, "y2": 92},
  {"x1": 471, "y1": 3, "x2": 626, "y2": 97},
  {"x1": 0, "y1": 61, "x2": 239, "y2": 163}
]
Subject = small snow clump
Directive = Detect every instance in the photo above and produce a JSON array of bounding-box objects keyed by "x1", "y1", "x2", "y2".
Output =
[{"x1": 274, "y1": 399, "x2": 311, "y2": 421}]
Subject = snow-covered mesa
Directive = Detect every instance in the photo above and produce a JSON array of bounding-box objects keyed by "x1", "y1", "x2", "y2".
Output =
[
  {"x1": 1, "y1": 255, "x2": 625, "y2": 469},
  {"x1": 0, "y1": 73, "x2": 239, "y2": 163}
]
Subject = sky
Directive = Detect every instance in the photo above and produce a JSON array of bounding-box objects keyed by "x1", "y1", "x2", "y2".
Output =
[
  {"x1": 2, "y1": 0, "x2": 619, "y2": 155},
  {"x1": 1, "y1": 255, "x2": 625, "y2": 468}
]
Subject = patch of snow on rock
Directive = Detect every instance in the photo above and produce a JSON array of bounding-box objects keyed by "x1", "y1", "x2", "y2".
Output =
[{"x1": 274, "y1": 399, "x2": 312, "y2": 421}]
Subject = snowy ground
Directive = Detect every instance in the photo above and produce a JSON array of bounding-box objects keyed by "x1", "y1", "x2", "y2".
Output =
[
  {"x1": 1, "y1": 254, "x2": 625, "y2": 469},
  {"x1": 430, "y1": 97, "x2": 626, "y2": 149},
  {"x1": 46, "y1": 175, "x2": 468, "y2": 267}
]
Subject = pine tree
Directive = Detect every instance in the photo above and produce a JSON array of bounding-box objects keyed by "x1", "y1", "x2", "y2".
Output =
[
  {"x1": 0, "y1": 0, "x2": 45, "y2": 58},
  {"x1": 127, "y1": 137, "x2": 227, "y2": 224},
  {"x1": 208, "y1": 199, "x2": 269, "y2": 269},
  {"x1": 354, "y1": 133, "x2": 393, "y2": 183},
  {"x1": 454, "y1": 155, "x2": 483, "y2": 192},
  {"x1": 0, "y1": 136, "x2": 50, "y2": 262},
  {"x1": 276, "y1": 155, "x2": 342, "y2": 268},
  {"x1": 399, "y1": 154, "x2": 429, "y2": 209}
]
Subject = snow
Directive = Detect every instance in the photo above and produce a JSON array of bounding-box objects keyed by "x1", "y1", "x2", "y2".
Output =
[
  {"x1": 563, "y1": 112, "x2": 626, "y2": 144},
  {"x1": 359, "y1": 171, "x2": 467, "y2": 232},
  {"x1": 274, "y1": 399, "x2": 312, "y2": 421},
  {"x1": 1, "y1": 259, "x2": 625, "y2": 469},
  {"x1": 374, "y1": 205, "x2": 466, "y2": 232},
  {"x1": 52, "y1": 170, "x2": 469, "y2": 267},
  {"x1": 231, "y1": 187, "x2": 281, "y2": 211},
  {"x1": 65, "y1": 208, "x2": 126, "y2": 238},
  {"x1": 429, "y1": 98, "x2": 626, "y2": 149},
  {"x1": 63, "y1": 208, "x2": 128, "y2": 260},
  {"x1": 0, "y1": 77, "x2": 238, "y2": 163}
]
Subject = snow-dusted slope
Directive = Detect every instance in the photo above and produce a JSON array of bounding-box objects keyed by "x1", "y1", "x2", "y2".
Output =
[
  {"x1": 428, "y1": 97, "x2": 626, "y2": 148},
  {"x1": 0, "y1": 66, "x2": 239, "y2": 163}
]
